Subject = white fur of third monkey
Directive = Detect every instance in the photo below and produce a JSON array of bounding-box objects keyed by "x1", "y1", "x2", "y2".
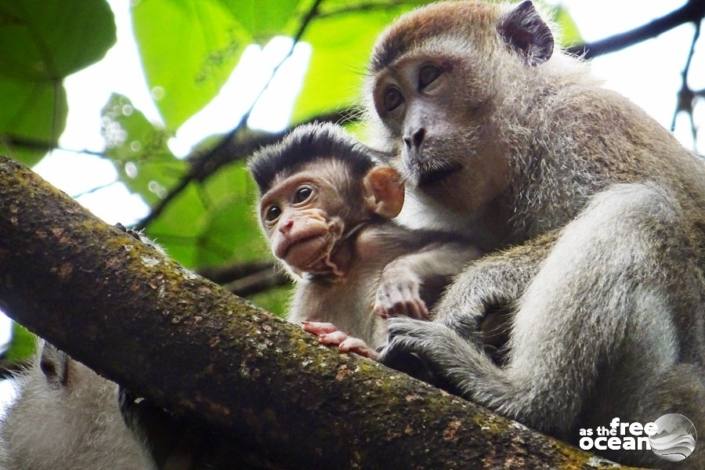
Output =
[{"x1": 0, "y1": 341, "x2": 155, "y2": 470}]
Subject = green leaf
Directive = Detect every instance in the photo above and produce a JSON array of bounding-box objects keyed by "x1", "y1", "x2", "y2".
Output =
[
  {"x1": 220, "y1": 0, "x2": 300, "y2": 41},
  {"x1": 0, "y1": 78, "x2": 67, "y2": 166},
  {"x1": 5, "y1": 323, "x2": 36, "y2": 363},
  {"x1": 194, "y1": 163, "x2": 269, "y2": 267},
  {"x1": 99, "y1": 96, "x2": 262, "y2": 268},
  {"x1": 0, "y1": 0, "x2": 115, "y2": 165},
  {"x1": 0, "y1": 0, "x2": 116, "y2": 81},
  {"x1": 146, "y1": 184, "x2": 208, "y2": 268},
  {"x1": 195, "y1": 199, "x2": 262, "y2": 267},
  {"x1": 132, "y1": 0, "x2": 251, "y2": 129},
  {"x1": 251, "y1": 286, "x2": 292, "y2": 318},
  {"x1": 553, "y1": 5, "x2": 582, "y2": 46},
  {"x1": 292, "y1": 2, "x2": 423, "y2": 122},
  {"x1": 101, "y1": 94, "x2": 186, "y2": 206}
]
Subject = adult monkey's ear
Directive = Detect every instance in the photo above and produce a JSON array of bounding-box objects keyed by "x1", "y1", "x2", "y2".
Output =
[
  {"x1": 497, "y1": 0, "x2": 554, "y2": 66},
  {"x1": 363, "y1": 166, "x2": 405, "y2": 219}
]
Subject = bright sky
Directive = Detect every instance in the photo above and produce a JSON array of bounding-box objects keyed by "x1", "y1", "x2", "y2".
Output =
[
  {"x1": 0, "y1": 0, "x2": 703, "y2": 410},
  {"x1": 557, "y1": 0, "x2": 704, "y2": 148}
]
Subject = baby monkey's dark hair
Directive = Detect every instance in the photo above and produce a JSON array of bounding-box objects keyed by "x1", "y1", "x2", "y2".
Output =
[{"x1": 248, "y1": 122, "x2": 383, "y2": 194}]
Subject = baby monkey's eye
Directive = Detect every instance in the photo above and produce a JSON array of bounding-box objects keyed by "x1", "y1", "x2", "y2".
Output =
[
  {"x1": 418, "y1": 64, "x2": 441, "y2": 89},
  {"x1": 293, "y1": 185, "x2": 314, "y2": 204},
  {"x1": 265, "y1": 205, "x2": 281, "y2": 222}
]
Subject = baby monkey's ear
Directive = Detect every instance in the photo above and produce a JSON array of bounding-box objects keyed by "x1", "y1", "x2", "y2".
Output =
[{"x1": 362, "y1": 166, "x2": 405, "y2": 219}]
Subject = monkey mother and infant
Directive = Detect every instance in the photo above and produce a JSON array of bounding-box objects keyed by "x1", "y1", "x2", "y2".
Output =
[{"x1": 3, "y1": 1, "x2": 705, "y2": 469}]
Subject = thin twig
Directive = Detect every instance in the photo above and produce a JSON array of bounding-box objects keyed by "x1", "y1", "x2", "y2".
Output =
[
  {"x1": 225, "y1": 268, "x2": 291, "y2": 297},
  {"x1": 71, "y1": 179, "x2": 120, "y2": 198},
  {"x1": 671, "y1": 20, "x2": 701, "y2": 133},
  {"x1": 198, "y1": 260, "x2": 277, "y2": 284}
]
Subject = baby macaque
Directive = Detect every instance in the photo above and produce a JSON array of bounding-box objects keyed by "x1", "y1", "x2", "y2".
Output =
[
  {"x1": 248, "y1": 123, "x2": 480, "y2": 358},
  {"x1": 0, "y1": 340, "x2": 155, "y2": 470}
]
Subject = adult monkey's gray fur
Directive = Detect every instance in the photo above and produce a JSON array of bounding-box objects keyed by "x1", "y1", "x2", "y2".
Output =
[{"x1": 365, "y1": 1, "x2": 705, "y2": 467}]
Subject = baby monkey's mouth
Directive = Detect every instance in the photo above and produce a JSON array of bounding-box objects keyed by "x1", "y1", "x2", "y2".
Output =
[
  {"x1": 417, "y1": 162, "x2": 463, "y2": 187},
  {"x1": 280, "y1": 234, "x2": 327, "y2": 262}
]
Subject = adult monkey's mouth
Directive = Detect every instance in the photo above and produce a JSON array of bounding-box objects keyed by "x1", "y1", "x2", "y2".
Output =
[{"x1": 418, "y1": 162, "x2": 463, "y2": 187}]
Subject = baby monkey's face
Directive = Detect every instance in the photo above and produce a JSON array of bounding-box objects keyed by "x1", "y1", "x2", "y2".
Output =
[
  {"x1": 258, "y1": 158, "x2": 405, "y2": 276},
  {"x1": 259, "y1": 161, "x2": 347, "y2": 274}
]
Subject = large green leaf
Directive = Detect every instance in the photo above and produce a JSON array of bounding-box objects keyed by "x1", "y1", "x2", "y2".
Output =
[
  {"x1": 146, "y1": 184, "x2": 209, "y2": 268},
  {"x1": 101, "y1": 94, "x2": 186, "y2": 206},
  {"x1": 221, "y1": 0, "x2": 300, "y2": 41},
  {"x1": 0, "y1": 0, "x2": 115, "y2": 165},
  {"x1": 194, "y1": 163, "x2": 268, "y2": 267},
  {"x1": 195, "y1": 198, "x2": 262, "y2": 267},
  {"x1": 132, "y1": 0, "x2": 251, "y2": 130},
  {"x1": 292, "y1": 2, "x2": 422, "y2": 122},
  {"x1": 0, "y1": 0, "x2": 116, "y2": 81},
  {"x1": 0, "y1": 78, "x2": 67, "y2": 166}
]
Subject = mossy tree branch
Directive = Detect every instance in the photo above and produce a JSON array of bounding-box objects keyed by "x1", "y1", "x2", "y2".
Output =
[{"x1": 0, "y1": 156, "x2": 622, "y2": 469}]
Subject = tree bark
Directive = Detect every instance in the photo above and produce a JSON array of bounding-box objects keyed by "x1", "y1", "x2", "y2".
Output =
[{"x1": 0, "y1": 156, "x2": 625, "y2": 469}]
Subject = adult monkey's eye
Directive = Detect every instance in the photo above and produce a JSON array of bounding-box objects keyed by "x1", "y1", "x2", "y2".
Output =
[
  {"x1": 293, "y1": 185, "x2": 314, "y2": 204},
  {"x1": 265, "y1": 205, "x2": 281, "y2": 222},
  {"x1": 418, "y1": 64, "x2": 441, "y2": 89},
  {"x1": 383, "y1": 87, "x2": 403, "y2": 112}
]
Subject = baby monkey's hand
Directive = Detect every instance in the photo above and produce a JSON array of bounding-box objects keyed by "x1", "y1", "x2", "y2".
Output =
[{"x1": 302, "y1": 321, "x2": 379, "y2": 359}]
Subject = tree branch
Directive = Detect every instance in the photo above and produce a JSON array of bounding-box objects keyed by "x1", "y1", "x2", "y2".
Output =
[
  {"x1": 0, "y1": 156, "x2": 622, "y2": 468},
  {"x1": 568, "y1": 0, "x2": 705, "y2": 59}
]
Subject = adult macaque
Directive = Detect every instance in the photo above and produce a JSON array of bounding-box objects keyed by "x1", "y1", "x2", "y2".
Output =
[
  {"x1": 0, "y1": 341, "x2": 156, "y2": 469},
  {"x1": 248, "y1": 123, "x2": 479, "y2": 358},
  {"x1": 365, "y1": 1, "x2": 705, "y2": 467}
]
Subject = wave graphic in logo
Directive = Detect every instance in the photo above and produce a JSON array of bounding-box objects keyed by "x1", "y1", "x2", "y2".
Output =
[{"x1": 649, "y1": 414, "x2": 697, "y2": 462}]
